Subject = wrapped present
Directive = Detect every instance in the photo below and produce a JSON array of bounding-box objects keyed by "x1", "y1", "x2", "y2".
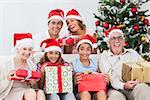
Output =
[
  {"x1": 45, "y1": 65, "x2": 73, "y2": 94},
  {"x1": 78, "y1": 73, "x2": 107, "y2": 92},
  {"x1": 122, "y1": 61, "x2": 150, "y2": 83},
  {"x1": 58, "y1": 38, "x2": 74, "y2": 45},
  {"x1": 10, "y1": 69, "x2": 41, "y2": 81}
]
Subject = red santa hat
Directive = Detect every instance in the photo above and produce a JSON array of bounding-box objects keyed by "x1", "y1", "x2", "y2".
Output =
[
  {"x1": 76, "y1": 34, "x2": 97, "y2": 50},
  {"x1": 66, "y1": 9, "x2": 82, "y2": 21},
  {"x1": 48, "y1": 9, "x2": 64, "y2": 23},
  {"x1": 40, "y1": 38, "x2": 61, "y2": 53},
  {"x1": 14, "y1": 33, "x2": 33, "y2": 49},
  {"x1": 108, "y1": 29, "x2": 124, "y2": 39}
]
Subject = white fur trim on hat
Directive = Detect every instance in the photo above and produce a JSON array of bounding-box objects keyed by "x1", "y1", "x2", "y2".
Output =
[
  {"x1": 45, "y1": 46, "x2": 62, "y2": 53},
  {"x1": 66, "y1": 15, "x2": 82, "y2": 21},
  {"x1": 108, "y1": 29, "x2": 124, "y2": 39},
  {"x1": 48, "y1": 15, "x2": 63, "y2": 22},
  {"x1": 15, "y1": 38, "x2": 33, "y2": 49},
  {"x1": 76, "y1": 39, "x2": 93, "y2": 49}
]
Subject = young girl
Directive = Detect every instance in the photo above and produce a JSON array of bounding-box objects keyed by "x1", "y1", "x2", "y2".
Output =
[
  {"x1": 72, "y1": 34, "x2": 107, "y2": 100},
  {"x1": 0, "y1": 33, "x2": 45, "y2": 100},
  {"x1": 38, "y1": 38, "x2": 76, "y2": 100}
]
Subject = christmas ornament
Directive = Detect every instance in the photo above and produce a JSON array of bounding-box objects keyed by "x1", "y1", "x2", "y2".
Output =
[
  {"x1": 120, "y1": 0, "x2": 126, "y2": 4},
  {"x1": 103, "y1": 22, "x2": 109, "y2": 29},
  {"x1": 141, "y1": 35, "x2": 149, "y2": 43},
  {"x1": 131, "y1": 7, "x2": 137, "y2": 14},
  {"x1": 116, "y1": 24, "x2": 125, "y2": 28},
  {"x1": 140, "y1": 16, "x2": 145, "y2": 21},
  {"x1": 143, "y1": 19, "x2": 149, "y2": 25},
  {"x1": 133, "y1": 25, "x2": 139, "y2": 30},
  {"x1": 95, "y1": 21, "x2": 100, "y2": 26},
  {"x1": 124, "y1": 42, "x2": 128, "y2": 46}
]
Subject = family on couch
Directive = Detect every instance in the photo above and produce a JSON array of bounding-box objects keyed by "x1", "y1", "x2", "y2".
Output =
[{"x1": 0, "y1": 8, "x2": 150, "y2": 100}]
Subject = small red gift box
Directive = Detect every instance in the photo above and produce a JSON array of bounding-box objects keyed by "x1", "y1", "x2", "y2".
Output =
[
  {"x1": 58, "y1": 38, "x2": 75, "y2": 45},
  {"x1": 10, "y1": 69, "x2": 41, "y2": 81},
  {"x1": 78, "y1": 73, "x2": 107, "y2": 92}
]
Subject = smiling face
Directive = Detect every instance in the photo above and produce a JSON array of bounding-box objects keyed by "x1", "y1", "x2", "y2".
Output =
[
  {"x1": 109, "y1": 32, "x2": 125, "y2": 55},
  {"x1": 46, "y1": 50, "x2": 60, "y2": 64},
  {"x1": 66, "y1": 18, "x2": 82, "y2": 33},
  {"x1": 78, "y1": 43, "x2": 92, "y2": 60},
  {"x1": 48, "y1": 19, "x2": 63, "y2": 36},
  {"x1": 17, "y1": 47, "x2": 33, "y2": 60}
]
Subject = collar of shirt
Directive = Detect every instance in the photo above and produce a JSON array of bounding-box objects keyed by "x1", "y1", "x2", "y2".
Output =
[{"x1": 107, "y1": 49, "x2": 131, "y2": 57}]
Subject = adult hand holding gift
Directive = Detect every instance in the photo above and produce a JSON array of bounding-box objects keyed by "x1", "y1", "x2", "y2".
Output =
[{"x1": 9, "y1": 69, "x2": 41, "y2": 82}]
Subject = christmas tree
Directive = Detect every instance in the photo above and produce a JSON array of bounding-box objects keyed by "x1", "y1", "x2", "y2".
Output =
[{"x1": 94, "y1": 0, "x2": 150, "y2": 61}]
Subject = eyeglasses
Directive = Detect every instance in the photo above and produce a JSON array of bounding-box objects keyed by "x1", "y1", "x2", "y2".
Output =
[{"x1": 110, "y1": 36, "x2": 124, "y2": 41}]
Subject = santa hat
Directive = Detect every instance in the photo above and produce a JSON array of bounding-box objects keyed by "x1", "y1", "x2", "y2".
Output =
[
  {"x1": 48, "y1": 9, "x2": 64, "y2": 23},
  {"x1": 40, "y1": 38, "x2": 61, "y2": 53},
  {"x1": 76, "y1": 34, "x2": 97, "y2": 50},
  {"x1": 103, "y1": 27, "x2": 124, "y2": 41},
  {"x1": 14, "y1": 33, "x2": 33, "y2": 49},
  {"x1": 66, "y1": 9, "x2": 82, "y2": 21},
  {"x1": 108, "y1": 29, "x2": 124, "y2": 39}
]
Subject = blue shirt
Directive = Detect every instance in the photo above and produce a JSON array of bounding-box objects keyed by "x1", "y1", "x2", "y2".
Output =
[{"x1": 72, "y1": 58, "x2": 98, "y2": 73}]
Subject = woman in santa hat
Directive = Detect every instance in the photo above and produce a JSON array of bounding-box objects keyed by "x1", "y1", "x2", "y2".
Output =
[
  {"x1": 72, "y1": 34, "x2": 107, "y2": 100},
  {"x1": 38, "y1": 38, "x2": 76, "y2": 100},
  {"x1": 0, "y1": 33, "x2": 45, "y2": 100},
  {"x1": 65, "y1": 9, "x2": 97, "y2": 54}
]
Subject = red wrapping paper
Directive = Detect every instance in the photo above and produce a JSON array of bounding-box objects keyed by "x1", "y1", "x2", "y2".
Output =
[
  {"x1": 78, "y1": 73, "x2": 107, "y2": 92},
  {"x1": 10, "y1": 69, "x2": 41, "y2": 81},
  {"x1": 16, "y1": 69, "x2": 41, "y2": 79},
  {"x1": 58, "y1": 38, "x2": 74, "y2": 45}
]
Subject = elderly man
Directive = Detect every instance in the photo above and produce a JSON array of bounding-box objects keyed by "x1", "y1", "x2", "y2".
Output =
[{"x1": 99, "y1": 29, "x2": 150, "y2": 100}]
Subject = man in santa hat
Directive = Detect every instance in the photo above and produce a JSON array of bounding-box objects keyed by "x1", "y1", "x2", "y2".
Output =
[
  {"x1": 99, "y1": 29, "x2": 150, "y2": 100},
  {"x1": 33, "y1": 9, "x2": 65, "y2": 63}
]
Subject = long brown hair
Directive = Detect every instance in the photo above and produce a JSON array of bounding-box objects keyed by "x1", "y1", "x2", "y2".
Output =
[
  {"x1": 39, "y1": 52, "x2": 65, "y2": 65},
  {"x1": 68, "y1": 20, "x2": 86, "y2": 34}
]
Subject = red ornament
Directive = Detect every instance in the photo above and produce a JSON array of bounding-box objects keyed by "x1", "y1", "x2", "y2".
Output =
[
  {"x1": 95, "y1": 21, "x2": 100, "y2": 26},
  {"x1": 133, "y1": 25, "x2": 139, "y2": 31},
  {"x1": 103, "y1": 22, "x2": 109, "y2": 29},
  {"x1": 131, "y1": 7, "x2": 137, "y2": 14},
  {"x1": 124, "y1": 42, "x2": 128, "y2": 46},
  {"x1": 120, "y1": 0, "x2": 126, "y2": 4},
  {"x1": 143, "y1": 19, "x2": 149, "y2": 25}
]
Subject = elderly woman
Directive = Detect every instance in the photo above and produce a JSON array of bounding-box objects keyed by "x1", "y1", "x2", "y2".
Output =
[{"x1": 0, "y1": 33, "x2": 45, "y2": 100}]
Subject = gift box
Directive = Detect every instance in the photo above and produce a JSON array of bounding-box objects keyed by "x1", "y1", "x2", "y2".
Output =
[
  {"x1": 78, "y1": 73, "x2": 107, "y2": 92},
  {"x1": 10, "y1": 69, "x2": 41, "y2": 81},
  {"x1": 122, "y1": 61, "x2": 150, "y2": 83},
  {"x1": 58, "y1": 38, "x2": 74, "y2": 45},
  {"x1": 45, "y1": 65, "x2": 73, "y2": 94}
]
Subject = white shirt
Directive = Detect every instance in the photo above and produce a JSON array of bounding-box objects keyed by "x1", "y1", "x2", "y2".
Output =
[{"x1": 99, "y1": 49, "x2": 142, "y2": 90}]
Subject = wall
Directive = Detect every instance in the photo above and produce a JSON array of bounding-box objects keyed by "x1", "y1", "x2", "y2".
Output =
[{"x1": 0, "y1": 0, "x2": 149, "y2": 55}]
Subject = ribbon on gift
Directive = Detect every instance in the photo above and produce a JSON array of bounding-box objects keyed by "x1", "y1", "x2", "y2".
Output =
[
  {"x1": 25, "y1": 70, "x2": 32, "y2": 80},
  {"x1": 58, "y1": 65, "x2": 62, "y2": 93},
  {"x1": 58, "y1": 35, "x2": 78, "y2": 45}
]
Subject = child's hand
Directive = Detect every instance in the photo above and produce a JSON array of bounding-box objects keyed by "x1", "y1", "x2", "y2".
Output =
[{"x1": 74, "y1": 73, "x2": 82, "y2": 84}]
